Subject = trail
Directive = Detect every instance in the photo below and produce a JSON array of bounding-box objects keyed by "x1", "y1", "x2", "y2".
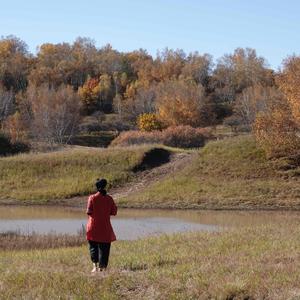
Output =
[
  {"x1": 59, "y1": 151, "x2": 195, "y2": 208},
  {"x1": 112, "y1": 151, "x2": 195, "y2": 200}
]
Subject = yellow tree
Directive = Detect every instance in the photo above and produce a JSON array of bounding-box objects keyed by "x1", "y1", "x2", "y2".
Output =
[
  {"x1": 79, "y1": 75, "x2": 114, "y2": 114},
  {"x1": 277, "y1": 56, "x2": 300, "y2": 126},
  {"x1": 156, "y1": 79, "x2": 214, "y2": 127}
]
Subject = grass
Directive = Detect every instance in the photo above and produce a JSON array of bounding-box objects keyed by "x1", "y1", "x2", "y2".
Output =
[
  {"x1": 0, "y1": 146, "x2": 152, "y2": 202},
  {"x1": 1, "y1": 222, "x2": 300, "y2": 299},
  {"x1": 119, "y1": 135, "x2": 300, "y2": 209},
  {"x1": 0, "y1": 231, "x2": 85, "y2": 251}
]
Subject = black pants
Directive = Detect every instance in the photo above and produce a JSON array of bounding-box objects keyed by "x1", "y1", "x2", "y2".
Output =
[{"x1": 88, "y1": 241, "x2": 111, "y2": 268}]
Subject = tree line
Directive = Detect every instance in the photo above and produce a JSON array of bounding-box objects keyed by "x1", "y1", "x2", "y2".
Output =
[{"x1": 0, "y1": 35, "x2": 299, "y2": 156}]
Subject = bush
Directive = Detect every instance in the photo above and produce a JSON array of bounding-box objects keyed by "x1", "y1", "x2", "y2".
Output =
[
  {"x1": 254, "y1": 109, "x2": 300, "y2": 158},
  {"x1": 110, "y1": 130, "x2": 163, "y2": 147},
  {"x1": 0, "y1": 133, "x2": 29, "y2": 156},
  {"x1": 162, "y1": 126, "x2": 210, "y2": 148},
  {"x1": 110, "y1": 126, "x2": 212, "y2": 148},
  {"x1": 137, "y1": 113, "x2": 163, "y2": 132}
]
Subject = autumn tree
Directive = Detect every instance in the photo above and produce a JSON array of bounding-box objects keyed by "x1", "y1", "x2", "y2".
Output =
[
  {"x1": 181, "y1": 52, "x2": 212, "y2": 86},
  {"x1": 253, "y1": 56, "x2": 300, "y2": 157},
  {"x1": 26, "y1": 84, "x2": 81, "y2": 144},
  {"x1": 156, "y1": 79, "x2": 215, "y2": 127},
  {"x1": 234, "y1": 84, "x2": 282, "y2": 129},
  {"x1": 254, "y1": 102, "x2": 299, "y2": 157},
  {"x1": 120, "y1": 84, "x2": 157, "y2": 122},
  {"x1": 277, "y1": 56, "x2": 300, "y2": 127},
  {"x1": 153, "y1": 48, "x2": 186, "y2": 81},
  {"x1": 29, "y1": 38, "x2": 99, "y2": 89},
  {"x1": 0, "y1": 87, "x2": 14, "y2": 124},
  {"x1": 79, "y1": 75, "x2": 114, "y2": 113},
  {"x1": 211, "y1": 48, "x2": 273, "y2": 104},
  {"x1": 0, "y1": 36, "x2": 32, "y2": 92}
]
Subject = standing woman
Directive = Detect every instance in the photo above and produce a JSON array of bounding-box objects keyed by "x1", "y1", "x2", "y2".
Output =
[{"x1": 86, "y1": 178, "x2": 117, "y2": 272}]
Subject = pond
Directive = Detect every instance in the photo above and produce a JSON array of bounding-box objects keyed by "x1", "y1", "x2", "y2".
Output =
[{"x1": 0, "y1": 206, "x2": 299, "y2": 240}]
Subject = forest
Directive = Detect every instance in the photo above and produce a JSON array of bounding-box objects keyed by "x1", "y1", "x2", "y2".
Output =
[{"x1": 0, "y1": 35, "x2": 299, "y2": 157}]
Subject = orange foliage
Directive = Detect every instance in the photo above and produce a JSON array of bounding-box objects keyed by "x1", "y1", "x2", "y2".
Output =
[
  {"x1": 156, "y1": 79, "x2": 211, "y2": 127},
  {"x1": 254, "y1": 106, "x2": 300, "y2": 157},
  {"x1": 137, "y1": 113, "x2": 162, "y2": 132},
  {"x1": 3, "y1": 112, "x2": 28, "y2": 143}
]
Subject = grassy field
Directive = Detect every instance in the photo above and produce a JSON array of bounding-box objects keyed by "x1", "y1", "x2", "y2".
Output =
[
  {"x1": 0, "y1": 146, "x2": 151, "y2": 202},
  {"x1": 119, "y1": 135, "x2": 300, "y2": 209},
  {"x1": 1, "y1": 222, "x2": 300, "y2": 299}
]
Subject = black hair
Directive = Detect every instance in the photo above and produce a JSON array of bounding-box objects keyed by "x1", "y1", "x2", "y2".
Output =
[{"x1": 96, "y1": 178, "x2": 107, "y2": 195}]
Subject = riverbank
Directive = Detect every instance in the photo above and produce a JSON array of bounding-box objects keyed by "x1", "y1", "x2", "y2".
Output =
[{"x1": 1, "y1": 222, "x2": 300, "y2": 299}]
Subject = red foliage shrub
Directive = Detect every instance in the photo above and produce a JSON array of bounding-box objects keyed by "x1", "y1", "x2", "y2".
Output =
[{"x1": 110, "y1": 126, "x2": 212, "y2": 148}]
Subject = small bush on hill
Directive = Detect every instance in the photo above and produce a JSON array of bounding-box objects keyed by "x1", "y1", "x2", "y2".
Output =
[
  {"x1": 137, "y1": 113, "x2": 163, "y2": 132},
  {"x1": 110, "y1": 130, "x2": 162, "y2": 146},
  {"x1": 111, "y1": 126, "x2": 211, "y2": 148},
  {"x1": 162, "y1": 126, "x2": 210, "y2": 148}
]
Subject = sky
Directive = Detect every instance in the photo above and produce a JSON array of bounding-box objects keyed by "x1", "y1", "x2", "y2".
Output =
[{"x1": 1, "y1": 0, "x2": 299, "y2": 69}]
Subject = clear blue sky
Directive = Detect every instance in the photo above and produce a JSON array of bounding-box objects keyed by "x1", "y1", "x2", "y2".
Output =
[{"x1": 1, "y1": 0, "x2": 299, "y2": 69}]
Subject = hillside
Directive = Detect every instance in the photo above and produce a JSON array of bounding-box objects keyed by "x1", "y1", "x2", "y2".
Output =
[
  {"x1": 1, "y1": 135, "x2": 299, "y2": 209},
  {"x1": 0, "y1": 146, "x2": 168, "y2": 202},
  {"x1": 118, "y1": 135, "x2": 300, "y2": 209}
]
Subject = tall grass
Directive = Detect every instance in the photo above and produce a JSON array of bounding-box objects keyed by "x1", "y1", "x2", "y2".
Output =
[
  {"x1": 0, "y1": 147, "x2": 149, "y2": 201},
  {"x1": 0, "y1": 231, "x2": 85, "y2": 251},
  {"x1": 1, "y1": 222, "x2": 300, "y2": 299},
  {"x1": 119, "y1": 135, "x2": 300, "y2": 209}
]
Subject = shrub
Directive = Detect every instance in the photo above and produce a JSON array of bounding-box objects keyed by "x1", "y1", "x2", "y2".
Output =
[
  {"x1": 110, "y1": 126, "x2": 212, "y2": 148},
  {"x1": 110, "y1": 130, "x2": 163, "y2": 147},
  {"x1": 137, "y1": 113, "x2": 163, "y2": 132},
  {"x1": 162, "y1": 126, "x2": 210, "y2": 148},
  {"x1": 254, "y1": 109, "x2": 300, "y2": 158}
]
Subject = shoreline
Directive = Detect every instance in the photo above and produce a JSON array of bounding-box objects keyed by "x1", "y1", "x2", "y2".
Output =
[{"x1": 1, "y1": 197, "x2": 300, "y2": 212}]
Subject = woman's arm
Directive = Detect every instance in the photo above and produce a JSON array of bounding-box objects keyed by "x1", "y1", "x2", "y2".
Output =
[
  {"x1": 110, "y1": 197, "x2": 117, "y2": 216},
  {"x1": 86, "y1": 196, "x2": 93, "y2": 216}
]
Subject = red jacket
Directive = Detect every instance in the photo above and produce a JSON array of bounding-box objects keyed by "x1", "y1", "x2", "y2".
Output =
[{"x1": 86, "y1": 192, "x2": 117, "y2": 243}]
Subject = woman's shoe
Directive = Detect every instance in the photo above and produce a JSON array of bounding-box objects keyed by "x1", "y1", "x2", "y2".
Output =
[{"x1": 91, "y1": 263, "x2": 98, "y2": 273}]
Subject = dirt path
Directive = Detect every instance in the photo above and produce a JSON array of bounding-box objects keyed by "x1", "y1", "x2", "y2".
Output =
[{"x1": 112, "y1": 151, "x2": 195, "y2": 200}]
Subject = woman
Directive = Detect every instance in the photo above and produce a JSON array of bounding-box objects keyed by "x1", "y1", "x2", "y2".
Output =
[{"x1": 86, "y1": 178, "x2": 117, "y2": 273}]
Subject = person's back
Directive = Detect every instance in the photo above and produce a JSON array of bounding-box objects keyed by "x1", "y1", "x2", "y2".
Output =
[
  {"x1": 86, "y1": 192, "x2": 117, "y2": 243},
  {"x1": 86, "y1": 178, "x2": 117, "y2": 273}
]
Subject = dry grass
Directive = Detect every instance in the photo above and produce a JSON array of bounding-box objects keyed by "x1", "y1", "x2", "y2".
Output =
[
  {"x1": 0, "y1": 146, "x2": 151, "y2": 202},
  {"x1": 1, "y1": 222, "x2": 300, "y2": 299},
  {"x1": 0, "y1": 231, "x2": 85, "y2": 251}
]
